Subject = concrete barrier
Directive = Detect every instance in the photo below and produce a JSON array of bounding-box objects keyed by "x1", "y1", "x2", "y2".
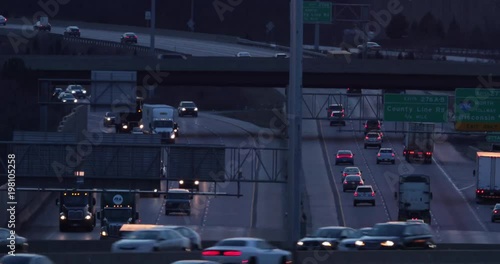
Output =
[{"x1": 29, "y1": 250, "x2": 500, "y2": 264}]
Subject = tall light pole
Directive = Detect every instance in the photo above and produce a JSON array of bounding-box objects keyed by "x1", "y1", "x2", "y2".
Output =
[
  {"x1": 150, "y1": 0, "x2": 156, "y2": 53},
  {"x1": 287, "y1": 0, "x2": 303, "y2": 248},
  {"x1": 313, "y1": 0, "x2": 319, "y2": 51}
]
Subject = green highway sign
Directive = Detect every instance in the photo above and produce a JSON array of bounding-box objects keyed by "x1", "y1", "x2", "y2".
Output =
[
  {"x1": 304, "y1": 2, "x2": 332, "y2": 24},
  {"x1": 486, "y1": 133, "x2": 500, "y2": 143},
  {"x1": 455, "y1": 88, "x2": 500, "y2": 123},
  {"x1": 383, "y1": 94, "x2": 449, "y2": 122}
]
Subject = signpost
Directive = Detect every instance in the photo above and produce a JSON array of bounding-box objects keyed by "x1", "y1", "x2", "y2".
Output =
[
  {"x1": 454, "y1": 88, "x2": 500, "y2": 131},
  {"x1": 383, "y1": 94, "x2": 449, "y2": 123},
  {"x1": 304, "y1": 1, "x2": 332, "y2": 23}
]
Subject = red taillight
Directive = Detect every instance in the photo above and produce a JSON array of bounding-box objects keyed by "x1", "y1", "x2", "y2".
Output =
[
  {"x1": 377, "y1": 153, "x2": 381, "y2": 157},
  {"x1": 365, "y1": 136, "x2": 369, "y2": 139},
  {"x1": 223, "y1": 251, "x2": 241, "y2": 256},
  {"x1": 409, "y1": 151, "x2": 415, "y2": 154},
  {"x1": 426, "y1": 152, "x2": 431, "y2": 155},
  {"x1": 360, "y1": 181, "x2": 364, "y2": 185},
  {"x1": 354, "y1": 192, "x2": 358, "y2": 196},
  {"x1": 343, "y1": 180, "x2": 348, "y2": 184},
  {"x1": 364, "y1": 125, "x2": 367, "y2": 128},
  {"x1": 377, "y1": 137, "x2": 381, "y2": 140},
  {"x1": 371, "y1": 192, "x2": 375, "y2": 196},
  {"x1": 343, "y1": 173, "x2": 347, "y2": 176},
  {"x1": 202, "y1": 250, "x2": 220, "y2": 256},
  {"x1": 476, "y1": 189, "x2": 485, "y2": 194},
  {"x1": 391, "y1": 153, "x2": 395, "y2": 157},
  {"x1": 336, "y1": 155, "x2": 340, "y2": 159},
  {"x1": 349, "y1": 155, "x2": 353, "y2": 158},
  {"x1": 495, "y1": 210, "x2": 498, "y2": 214}
]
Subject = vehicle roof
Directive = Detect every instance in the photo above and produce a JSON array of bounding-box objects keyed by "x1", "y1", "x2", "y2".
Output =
[
  {"x1": 337, "y1": 150, "x2": 352, "y2": 153},
  {"x1": 180, "y1": 101, "x2": 195, "y2": 104},
  {"x1": 329, "y1": 103, "x2": 342, "y2": 106},
  {"x1": 318, "y1": 226, "x2": 351, "y2": 230},
  {"x1": 343, "y1": 167, "x2": 360, "y2": 170},
  {"x1": 477, "y1": 152, "x2": 500, "y2": 158},
  {"x1": 220, "y1": 237, "x2": 263, "y2": 241},
  {"x1": 168, "y1": 188, "x2": 190, "y2": 193},
  {"x1": 124, "y1": 32, "x2": 136, "y2": 34},
  {"x1": 68, "y1": 26, "x2": 79, "y2": 28},
  {"x1": 380, "y1": 221, "x2": 422, "y2": 226},
  {"x1": 379, "y1": 148, "x2": 393, "y2": 151},
  {"x1": 1, "y1": 253, "x2": 50, "y2": 259},
  {"x1": 494, "y1": 203, "x2": 500, "y2": 209}
]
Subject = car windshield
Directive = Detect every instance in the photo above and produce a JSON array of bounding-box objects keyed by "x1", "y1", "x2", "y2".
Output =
[
  {"x1": 125, "y1": 230, "x2": 159, "y2": 240},
  {"x1": 71, "y1": 28, "x2": 79, "y2": 31},
  {"x1": 495, "y1": 204, "x2": 500, "y2": 210},
  {"x1": 380, "y1": 149, "x2": 393, "y2": 153},
  {"x1": 367, "y1": 133, "x2": 379, "y2": 138},
  {"x1": 154, "y1": 120, "x2": 174, "y2": 128},
  {"x1": 313, "y1": 228, "x2": 343, "y2": 238},
  {"x1": 329, "y1": 105, "x2": 342, "y2": 111},
  {"x1": 370, "y1": 224, "x2": 404, "y2": 236},
  {"x1": 367, "y1": 120, "x2": 379, "y2": 126},
  {"x1": 62, "y1": 195, "x2": 87, "y2": 206},
  {"x1": 345, "y1": 176, "x2": 360, "y2": 181},
  {"x1": 216, "y1": 240, "x2": 248, "y2": 247},
  {"x1": 167, "y1": 192, "x2": 190, "y2": 200},
  {"x1": 126, "y1": 33, "x2": 136, "y2": 37},
  {"x1": 356, "y1": 187, "x2": 372, "y2": 192},
  {"x1": 344, "y1": 168, "x2": 359, "y2": 173},
  {"x1": 338, "y1": 151, "x2": 351, "y2": 155},
  {"x1": 181, "y1": 102, "x2": 196, "y2": 107},
  {"x1": 106, "y1": 113, "x2": 116, "y2": 117},
  {"x1": 104, "y1": 208, "x2": 132, "y2": 221},
  {"x1": 62, "y1": 95, "x2": 74, "y2": 99}
]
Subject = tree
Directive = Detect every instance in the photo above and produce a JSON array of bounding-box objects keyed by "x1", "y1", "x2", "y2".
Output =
[
  {"x1": 469, "y1": 26, "x2": 485, "y2": 49},
  {"x1": 385, "y1": 14, "x2": 409, "y2": 39},
  {"x1": 417, "y1": 12, "x2": 437, "y2": 38},
  {"x1": 435, "y1": 19, "x2": 445, "y2": 39},
  {"x1": 447, "y1": 17, "x2": 461, "y2": 43}
]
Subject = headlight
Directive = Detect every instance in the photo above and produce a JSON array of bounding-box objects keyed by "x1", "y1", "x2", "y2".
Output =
[
  {"x1": 381, "y1": 240, "x2": 394, "y2": 247},
  {"x1": 106, "y1": 117, "x2": 111, "y2": 121},
  {"x1": 71, "y1": 90, "x2": 76, "y2": 93},
  {"x1": 181, "y1": 108, "x2": 186, "y2": 111},
  {"x1": 194, "y1": 107, "x2": 198, "y2": 111},
  {"x1": 74, "y1": 99, "x2": 77, "y2": 103},
  {"x1": 139, "y1": 124, "x2": 144, "y2": 129},
  {"x1": 60, "y1": 215, "x2": 66, "y2": 220},
  {"x1": 296, "y1": 241, "x2": 303, "y2": 246},
  {"x1": 123, "y1": 125, "x2": 128, "y2": 129},
  {"x1": 354, "y1": 240, "x2": 365, "y2": 246},
  {"x1": 179, "y1": 180, "x2": 184, "y2": 185},
  {"x1": 321, "y1": 241, "x2": 332, "y2": 247},
  {"x1": 170, "y1": 133, "x2": 175, "y2": 139},
  {"x1": 153, "y1": 189, "x2": 158, "y2": 192},
  {"x1": 82, "y1": 90, "x2": 87, "y2": 94},
  {"x1": 62, "y1": 100, "x2": 66, "y2": 102},
  {"x1": 101, "y1": 231, "x2": 107, "y2": 236},
  {"x1": 85, "y1": 214, "x2": 92, "y2": 220},
  {"x1": 194, "y1": 181, "x2": 199, "y2": 185}
]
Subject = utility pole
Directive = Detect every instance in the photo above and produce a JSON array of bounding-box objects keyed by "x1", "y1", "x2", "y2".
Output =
[
  {"x1": 150, "y1": 0, "x2": 156, "y2": 53},
  {"x1": 313, "y1": 0, "x2": 319, "y2": 51},
  {"x1": 287, "y1": 0, "x2": 303, "y2": 248}
]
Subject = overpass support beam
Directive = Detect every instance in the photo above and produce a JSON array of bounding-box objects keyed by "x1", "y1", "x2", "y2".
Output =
[{"x1": 287, "y1": 0, "x2": 303, "y2": 248}]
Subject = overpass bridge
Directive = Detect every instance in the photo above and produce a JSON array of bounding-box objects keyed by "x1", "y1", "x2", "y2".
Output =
[{"x1": 2, "y1": 55, "x2": 499, "y2": 90}]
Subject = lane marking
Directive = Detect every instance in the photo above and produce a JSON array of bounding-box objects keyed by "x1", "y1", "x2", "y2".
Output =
[
  {"x1": 458, "y1": 184, "x2": 475, "y2": 191},
  {"x1": 432, "y1": 157, "x2": 488, "y2": 232}
]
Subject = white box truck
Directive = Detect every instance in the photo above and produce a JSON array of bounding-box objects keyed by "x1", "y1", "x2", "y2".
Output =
[
  {"x1": 474, "y1": 152, "x2": 500, "y2": 203},
  {"x1": 141, "y1": 104, "x2": 178, "y2": 143}
]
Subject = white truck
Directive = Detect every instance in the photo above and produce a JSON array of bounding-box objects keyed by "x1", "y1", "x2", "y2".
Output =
[
  {"x1": 141, "y1": 104, "x2": 178, "y2": 143},
  {"x1": 474, "y1": 152, "x2": 500, "y2": 203},
  {"x1": 394, "y1": 174, "x2": 433, "y2": 224}
]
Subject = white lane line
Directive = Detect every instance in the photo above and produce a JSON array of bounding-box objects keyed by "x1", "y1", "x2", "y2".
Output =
[
  {"x1": 458, "y1": 184, "x2": 476, "y2": 191},
  {"x1": 432, "y1": 157, "x2": 488, "y2": 232}
]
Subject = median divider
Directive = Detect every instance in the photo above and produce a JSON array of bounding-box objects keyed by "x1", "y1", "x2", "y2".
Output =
[{"x1": 466, "y1": 145, "x2": 481, "y2": 160}]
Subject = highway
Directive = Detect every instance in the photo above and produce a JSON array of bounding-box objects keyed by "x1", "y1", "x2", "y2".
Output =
[
  {"x1": 21, "y1": 110, "x2": 285, "y2": 241},
  {"x1": 4, "y1": 23, "x2": 282, "y2": 57},
  {"x1": 305, "y1": 88, "x2": 500, "y2": 243}
]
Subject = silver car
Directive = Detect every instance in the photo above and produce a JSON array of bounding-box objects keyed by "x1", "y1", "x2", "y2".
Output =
[
  {"x1": 111, "y1": 227, "x2": 190, "y2": 252},
  {"x1": 364, "y1": 132, "x2": 381, "y2": 149},
  {"x1": 377, "y1": 147, "x2": 395, "y2": 164},
  {"x1": 353, "y1": 185, "x2": 376, "y2": 206}
]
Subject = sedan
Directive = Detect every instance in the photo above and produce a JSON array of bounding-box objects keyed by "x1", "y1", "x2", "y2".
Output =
[
  {"x1": 64, "y1": 26, "x2": 80, "y2": 37},
  {"x1": 0, "y1": 228, "x2": 29, "y2": 254},
  {"x1": 0, "y1": 254, "x2": 54, "y2": 264},
  {"x1": 111, "y1": 227, "x2": 190, "y2": 252},
  {"x1": 103, "y1": 112, "x2": 116, "y2": 127},
  {"x1": 342, "y1": 175, "x2": 364, "y2": 192},
  {"x1": 202, "y1": 237, "x2": 292, "y2": 264},
  {"x1": 161, "y1": 226, "x2": 202, "y2": 250},
  {"x1": 0, "y1": 15, "x2": 7, "y2": 26},
  {"x1": 340, "y1": 167, "x2": 361, "y2": 182},
  {"x1": 377, "y1": 148, "x2": 395, "y2": 164},
  {"x1": 65, "y1": 84, "x2": 87, "y2": 98},
  {"x1": 60, "y1": 93, "x2": 77, "y2": 103},
  {"x1": 492, "y1": 203, "x2": 500, "y2": 222},
  {"x1": 296, "y1": 226, "x2": 358, "y2": 251},
  {"x1": 337, "y1": 228, "x2": 373, "y2": 251},
  {"x1": 335, "y1": 150, "x2": 354, "y2": 165},
  {"x1": 121, "y1": 32, "x2": 138, "y2": 44},
  {"x1": 357, "y1": 42, "x2": 381, "y2": 51}
]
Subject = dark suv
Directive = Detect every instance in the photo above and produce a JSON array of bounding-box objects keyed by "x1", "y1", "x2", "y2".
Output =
[
  {"x1": 296, "y1": 226, "x2": 358, "y2": 251},
  {"x1": 364, "y1": 119, "x2": 381, "y2": 134},
  {"x1": 354, "y1": 221, "x2": 436, "y2": 250}
]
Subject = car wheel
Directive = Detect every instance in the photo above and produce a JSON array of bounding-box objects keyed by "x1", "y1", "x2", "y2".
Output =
[
  {"x1": 165, "y1": 211, "x2": 169, "y2": 216},
  {"x1": 249, "y1": 257, "x2": 257, "y2": 264},
  {"x1": 392, "y1": 160, "x2": 395, "y2": 164},
  {"x1": 376, "y1": 160, "x2": 380, "y2": 164},
  {"x1": 492, "y1": 218, "x2": 495, "y2": 223},
  {"x1": 186, "y1": 211, "x2": 191, "y2": 216},
  {"x1": 329, "y1": 121, "x2": 333, "y2": 126},
  {"x1": 343, "y1": 189, "x2": 346, "y2": 192},
  {"x1": 364, "y1": 145, "x2": 367, "y2": 149},
  {"x1": 280, "y1": 256, "x2": 287, "y2": 264},
  {"x1": 194, "y1": 113, "x2": 198, "y2": 117},
  {"x1": 353, "y1": 201, "x2": 357, "y2": 206},
  {"x1": 372, "y1": 201, "x2": 376, "y2": 206}
]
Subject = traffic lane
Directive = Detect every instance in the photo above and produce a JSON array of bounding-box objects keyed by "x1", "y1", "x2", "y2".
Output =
[
  {"x1": 432, "y1": 139, "x2": 500, "y2": 233},
  {"x1": 5, "y1": 24, "x2": 279, "y2": 57},
  {"x1": 320, "y1": 120, "x2": 390, "y2": 229},
  {"x1": 382, "y1": 136, "x2": 485, "y2": 233}
]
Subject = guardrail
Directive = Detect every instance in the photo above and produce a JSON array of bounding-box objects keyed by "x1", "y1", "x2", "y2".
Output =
[{"x1": 236, "y1": 38, "x2": 328, "y2": 58}]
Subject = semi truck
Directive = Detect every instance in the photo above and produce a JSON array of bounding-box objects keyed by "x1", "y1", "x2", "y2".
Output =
[
  {"x1": 474, "y1": 152, "x2": 500, "y2": 203},
  {"x1": 141, "y1": 104, "x2": 178, "y2": 143},
  {"x1": 394, "y1": 174, "x2": 432, "y2": 224},
  {"x1": 97, "y1": 192, "x2": 140, "y2": 239},
  {"x1": 116, "y1": 97, "x2": 143, "y2": 133},
  {"x1": 56, "y1": 192, "x2": 96, "y2": 232},
  {"x1": 403, "y1": 122, "x2": 435, "y2": 164}
]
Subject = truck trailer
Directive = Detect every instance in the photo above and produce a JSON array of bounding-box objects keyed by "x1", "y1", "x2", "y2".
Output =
[
  {"x1": 394, "y1": 174, "x2": 432, "y2": 224},
  {"x1": 141, "y1": 104, "x2": 178, "y2": 143},
  {"x1": 56, "y1": 192, "x2": 96, "y2": 232},
  {"x1": 97, "y1": 192, "x2": 139, "y2": 239},
  {"x1": 474, "y1": 152, "x2": 500, "y2": 203},
  {"x1": 403, "y1": 122, "x2": 435, "y2": 164}
]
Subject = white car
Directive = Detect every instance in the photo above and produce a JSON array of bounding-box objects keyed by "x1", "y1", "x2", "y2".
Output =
[
  {"x1": 202, "y1": 237, "x2": 292, "y2": 264},
  {"x1": 236, "y1": 52, "x2": 251, "y2": 57},
  {"x1": 111, "y1": 227, "x2": 190, "y2": 252},
  {"x1": 0, "y1": 254, "x2": 54, "y2": 264},
  {"x1": 0, "y1": 15, "x2": 7, "y2": 26}
]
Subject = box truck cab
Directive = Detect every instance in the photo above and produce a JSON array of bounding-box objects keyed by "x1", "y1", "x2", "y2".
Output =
[
  {"x1": 141, "y1": 104, "x2": 178, "y2": 143},
  {"x1": 98, "y1": 192, "x2": 140, "y2": 239},
  {"x1": 56, "y1": 192, "x2": 96, "y2": 232}
]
